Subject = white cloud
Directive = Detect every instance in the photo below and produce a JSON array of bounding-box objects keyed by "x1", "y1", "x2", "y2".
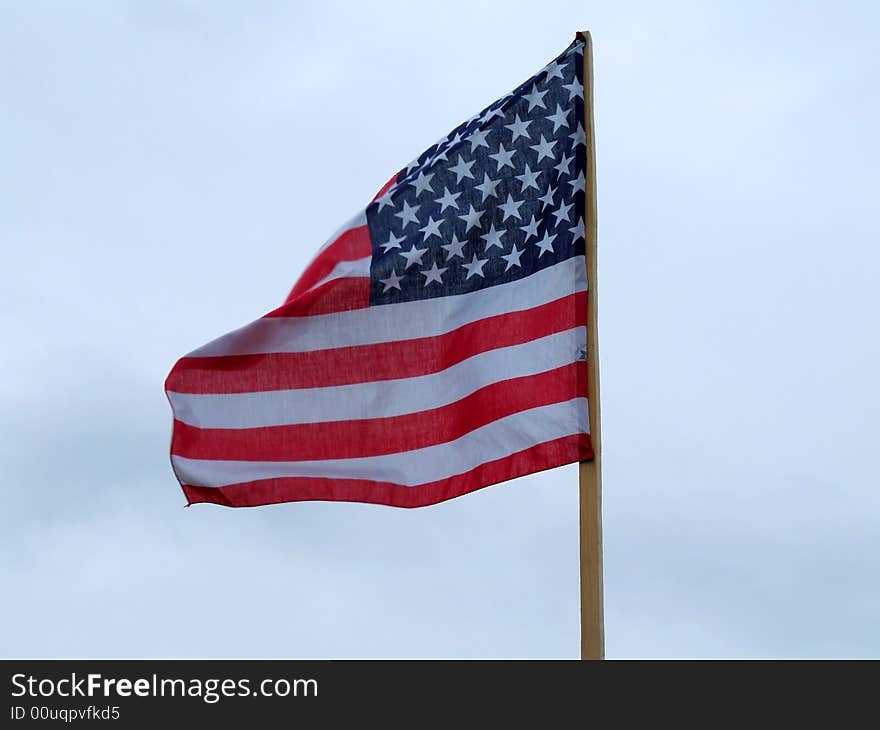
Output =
[{"x1": 1, "y1": 0, "x2": 878, "y2": 658}]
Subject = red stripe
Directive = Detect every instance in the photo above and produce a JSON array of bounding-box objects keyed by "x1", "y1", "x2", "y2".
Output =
[
  {"x1": 279, "y1": 276, "x2": 370, "y2": 316},
  {"x1": 284, "y1": 224, "x2": 372, "y2": 303},
  {"x1": 172, "y1": 362, "x2": 586, "y2": 461},
  {"x1": 166, "y1": 291, "x2": 586, "y2": 394},
  {"x1": 179, "y1": 433, "x2": 593, "y2": 509},
  {"x1": 372, "y1": 173, "x2": 400, "y2": 201}
]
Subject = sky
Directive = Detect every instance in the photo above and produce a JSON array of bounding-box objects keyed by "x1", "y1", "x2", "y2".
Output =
[{"x1": 1, "y1": 0, "x2": 878, "y2": 658}]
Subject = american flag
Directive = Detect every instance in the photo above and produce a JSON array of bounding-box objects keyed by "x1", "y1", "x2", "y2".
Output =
[{"x1": 166, "y1": 38, "x2": 593, "y2": 508}]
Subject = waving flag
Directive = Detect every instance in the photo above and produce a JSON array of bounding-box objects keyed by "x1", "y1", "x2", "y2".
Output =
[{"x1": 166, "y1": 38, "x2": 592, "y2": 508}]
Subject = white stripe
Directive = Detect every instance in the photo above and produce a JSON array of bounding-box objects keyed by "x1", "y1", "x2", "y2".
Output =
[
  {"x1": 169, "y1": 326, "x2": 586, "y2": 428},
  {"x1": 312, "y1": 210, "x2": 367, "y2": 257},
  {"x1": 172, "y1": 398, "x2": 588, "y2": 488},
  {"x1": 308, "y1": 255, "x2": 371, "y2": 292},
  {"x1": 188, "y1": 256, "x2": 587, "y2": 357}
]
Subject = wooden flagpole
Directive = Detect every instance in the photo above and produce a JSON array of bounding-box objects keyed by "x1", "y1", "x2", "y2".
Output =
[{"x1": 577, "y1": 30, "x2": 604, "y2": 660}]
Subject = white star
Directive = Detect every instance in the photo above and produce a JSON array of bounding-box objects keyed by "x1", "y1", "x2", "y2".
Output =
[
  {"x1": 380, "y1": 231, "x2": 406, "y2": 253},
  {"x1": 570, "y1": 123, "x2": 586, "y2": 147},
  {"x1": 490, "y1": 144, "x2": 516, "y2": 171},
  {"x1": 567, "y1": 171, "x2": 586, "y2": 194},
  {"x1": 498, "y1": 194, "x2": 524, "y2": 222},
  {"x1": 502, "y1": 245, "x2": 525, "y2": 270},
  {"x1": 562, "y1": 80, "x2": 584, "y2": 101},
  {"x1": 505, "y1": 114, "x2": 532, "y2": 142},
  {"x1": 466, "y1": 127, "x2": 491, "y2": 151},
  {"x1": 520, "y1": 215, "x2": 540, "y2": 240},
  {"x1": 435, "y1": 187, "x2": 461, "y2": 213},
  {"x1": 447, "y1": 131, "x2": 465, "y2": 148},
  {"x1": 530, "y1": 134, "x2": 557, "y2": 163},
  {"x1": 551, "y1": 201, "x2": 573, "y2": 226},
  {"x1": 462, "y1": 254, "x2": 489, "y2": 279},
  {"x1": 479, "y1": 105, "x2": 505, "y2": 124},
  {"x1": 523, "y1": 85, "x2": 548, "y2": 111},
  {"x1": 419, "y1": 215, "x2": 444, "y2": 242},
  {"x1": 534, "y1": 231, "x2": 557, "y2": 257},
  {"x1": 570, "y1": 216, "x2": 585, "y2": 242},
  {"x1": 538, "y1": 185, "x2": 556, "y2": 208},
  {"x1": 545, "y1": 104, "x2": 570, "y2": 133},
  {"x1": 379, "y1": 269, "x2": 404, "y2": 292},
  {"x1": 480, "y1": 223, "x2": 507, "y2": 251},
  {"x1": 449, "y1": 155, "x2": 475, "y2": 183},
  {"x1": 399, "y1": 245, "x2": 427, "y2": 269},
  {"x1": 409, "y1": 170, "x2": 435, "y2": 196},
  {"x1": 554, "y1": 153, "x2": 574, "y2": 175},
  {"x1": 516, "y1": 164, "x2": 541, "y2": 192},
  {"x1": 543, "y1": 60, "x2": 565, "y2": 81},
  {"x1": 375, "y1": 189, "x2": 395, "y2": 211},
  {"x1": 442, "y1": 234, "x2": 467, "y2": 259},
  {"x1": 474, "y1": 173, "x2": 501, "y2": 201},
  {"x1": 458, "y1": 205, "x2": 485, "y2": 233},
  {"x1": 420, "y1": 261, "x2": 448, "y2": 286},
  {"x1": 431, "y1": 143, "x2": 450, "y2": 163},
  {"x1": 394, "y1": 200, "x2": 421, "y2": 228}
]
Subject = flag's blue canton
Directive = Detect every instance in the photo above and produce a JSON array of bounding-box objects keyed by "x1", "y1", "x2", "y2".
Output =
[{"x1": 366, "y1": 39, "x2": 586, "y2": 305}]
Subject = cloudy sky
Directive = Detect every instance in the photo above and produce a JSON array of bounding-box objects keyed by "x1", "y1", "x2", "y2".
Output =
[{"x1": 2, "y1": 0, "x2": 878, "y2": 658}]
